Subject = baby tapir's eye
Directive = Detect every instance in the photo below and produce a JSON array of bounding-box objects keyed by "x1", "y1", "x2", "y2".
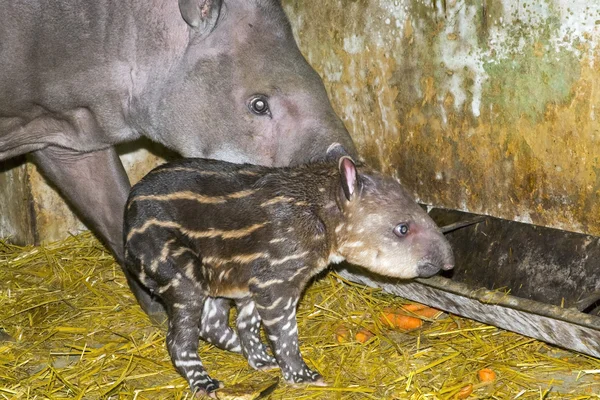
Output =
[
  {"x1": 393, "y1": 223, "x2": 410, "y2": 237},
  {"x1": 249, "y1": 95, "x2": 270, "y2": 116}
]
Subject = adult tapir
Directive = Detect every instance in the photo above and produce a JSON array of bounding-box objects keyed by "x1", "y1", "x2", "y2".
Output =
[{"x1": 0, "y1": 0, "x2": 356, "y2": 319}]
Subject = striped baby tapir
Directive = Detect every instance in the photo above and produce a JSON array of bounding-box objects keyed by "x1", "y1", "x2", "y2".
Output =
[{"x1": 123, "y1": 156, "x2": 454, "y2": 396}]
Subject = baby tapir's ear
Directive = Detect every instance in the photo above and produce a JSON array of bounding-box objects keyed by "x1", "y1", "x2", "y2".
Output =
[{"x1": 339, "y1": 156, "x2": 359, "y2": 201}]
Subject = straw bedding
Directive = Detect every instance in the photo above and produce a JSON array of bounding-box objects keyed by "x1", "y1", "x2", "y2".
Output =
[{"x1": 1, "y1": 232, "x2": 599, "y2": 399}]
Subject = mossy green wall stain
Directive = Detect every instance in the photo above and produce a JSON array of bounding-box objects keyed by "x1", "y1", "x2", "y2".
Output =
[
  {"x1": 481, "y1": 10, "x2": 581, "y2": 124},
  {"x1": 283, "y1": 0, "x2": 600, "y2": 236}
]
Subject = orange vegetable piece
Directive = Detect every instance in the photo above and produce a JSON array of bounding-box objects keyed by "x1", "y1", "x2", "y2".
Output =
[
  {"x1": 455, "y1": 384, "x2": 473, "y2": 399},
  {"x1": 413, "y1": 307, "x2": 443, "y2": 319},
  {"x1": 335, "y1": 325, "x2": 350, "y2": 344},
  {"x1": 379, "y1": 312, "x2": 423, "y2": 330},
  {"x1": 355, "y1": 329, "x2": 374, "y2": 343},
  {"x1": 400, "y1": 303, "x2": 427, "y2": 312},
  {"x1": 478, "y1": 368, "x2": 497, "y2": 382},
  {"x1": 401, "y1": 303, "x2": 443, "y2": 319}
]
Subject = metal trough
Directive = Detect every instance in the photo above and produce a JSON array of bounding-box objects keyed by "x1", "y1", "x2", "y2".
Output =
[{"x1": 337, "y1": 208, "x2": 600, "y2": 358}]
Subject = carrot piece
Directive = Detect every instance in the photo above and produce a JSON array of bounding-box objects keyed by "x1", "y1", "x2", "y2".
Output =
[
  {"x1": 400, "y1": 303, "x2": 428, "y2": 312},
  {"x1": 478, "y1": 368, "x2": 497, "y2": 382},
  {"x1": 412, "y1": 307, "x2": 443, "y2": 319},
  {"x1": 379, "y1": 312, "x2": 423, "y2": 330},
  {"x1": 401, "y1": 303, "x2": 443, "y2": 319},
  {"x1": 335, "y1": 325, "x2": 350, "y2": 344},
  {"x1": 456, "y1": 384, "x2": 473, "y2": 399},
  {"x1": 355, "y1": 329, "x2": 374, "y2": 343}
]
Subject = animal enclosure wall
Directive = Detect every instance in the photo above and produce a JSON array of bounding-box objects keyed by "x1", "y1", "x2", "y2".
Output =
[
  {"x1": 281, "y1": 0, "x2": 600, "y2": 236},
  {"x1": 1, "y1": 0, "x2": 600, "y2": 243}
]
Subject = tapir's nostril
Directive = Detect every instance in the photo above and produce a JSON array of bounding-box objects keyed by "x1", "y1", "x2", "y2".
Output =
[
  {"x1": 417, "y1": 262, "x2": 441, "y2": 278},
  {"x1": 442, "y1": 263, "x2": 454, "y2": 271}
]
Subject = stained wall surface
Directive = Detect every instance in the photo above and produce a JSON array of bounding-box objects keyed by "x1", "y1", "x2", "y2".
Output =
[
  {"x1": 283, "y1": 0, "x2": 600, "y2": 236},
  {"x1": 0, "y1": 144, "x2": 166, "y2": 245},
  {"x1": 1, "y1": 0, "x2": 599, "y2": 243}
]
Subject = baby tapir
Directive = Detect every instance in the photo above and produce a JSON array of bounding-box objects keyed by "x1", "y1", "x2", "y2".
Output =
[{"x1": 123, "y1": 157, "x2": 454, "y2": 396}]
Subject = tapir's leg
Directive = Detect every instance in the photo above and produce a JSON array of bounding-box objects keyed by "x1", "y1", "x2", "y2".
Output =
[
  {"x1": 198, "y1": 297, "x2": 241, "y2": 353},
  {"x1": 234, "y1": 298, "x2": 278, "y2": 371},
  {"x1": 249, "y1": 279, "x2": 324, "y2": 386},
  {"x1": 30, "y1": 145, "x2": 166, "y2": 320},
  {"x1": 164, "y1": 289, "x2": 221, "y2": 397}
]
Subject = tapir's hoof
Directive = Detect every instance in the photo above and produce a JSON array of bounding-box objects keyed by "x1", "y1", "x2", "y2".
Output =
[
  {"x1": 310, "y1": 377, "x2": 328, "y2": 387},
  {"x1": 287, "y1": 373, "x2": 328, "y2": 388},
  {"x1": 193, "y1": 379, "x2": 223, "y2": 399},
  {"x1": 298, "y1": 377, "x2": 328, "y2": 388},
  {"x1": 254, "y1": 360, "x2": 279, "y2": 372},
  {"x1": 289, "y1": 379, "x2": 328, "y2": 388},
  {"x1": 249, "y1": 355, "x2": 279, "y2": 371}
]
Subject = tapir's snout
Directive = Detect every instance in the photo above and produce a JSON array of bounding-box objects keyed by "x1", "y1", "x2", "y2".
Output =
[
  {"x1": 441, "y1": 243, "x2": 455, "y2": 272},
  {"x1": 416, "y1": 238, "x2": 455, "y2": 278},
  {"x1": 442, "y1": 262, "x2": 455, "y2": 271},
  {"x1": 417, "y1": 262, "x2": 442, "y2": 278},
  {"x1": 289, "y1": 129, "x2": 358, "y2": 166}
]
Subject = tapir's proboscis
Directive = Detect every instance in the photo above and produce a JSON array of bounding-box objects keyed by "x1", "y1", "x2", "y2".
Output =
[
  {"x1": 124, "y1": 157, "x2": 455, "y2": 395},
  {"x1": 0, "y1": 0, "x2": 356, "y2": 319}
]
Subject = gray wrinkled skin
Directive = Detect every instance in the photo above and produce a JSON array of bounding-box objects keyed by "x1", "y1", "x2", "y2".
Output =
[
  {"x1": 0, "y1": 0, "x2": 354, "y2": 165},
  {"x1": 0, "y1": 0, "x2": 356, "y2": 319}
]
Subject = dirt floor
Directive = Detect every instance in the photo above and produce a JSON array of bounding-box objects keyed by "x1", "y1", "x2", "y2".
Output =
[{"x1": 1, "y1": 232, "x2": 599, "y2": 399}]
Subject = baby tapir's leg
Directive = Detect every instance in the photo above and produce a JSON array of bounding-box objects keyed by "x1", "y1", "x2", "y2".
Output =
[
  {"x1": 199, "y1": 297, "x2": 241, "y2": 353},
  {"x1": 234, "y1": 298, "x2": 278, "y2": 370},
  {"x1": 249, "y1": 279, "x2": 324, "y2": 385},
  {"x1": 126, "y1": 232, "x2": 220, "y2": 395},
  {"x1": 163, "y1": 286, "x2": 222, "y2": 397}
]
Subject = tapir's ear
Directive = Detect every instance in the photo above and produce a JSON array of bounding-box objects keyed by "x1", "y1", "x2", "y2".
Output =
[
  {"x1": 179, "y1": 0, "x2": 222, "y2": 33},
  {"x1": 339, "y1": 156, "x2": 359, "y2": 201},
  {"x1": 326, "y1": 142, "x2": 352, "y2": 162}
]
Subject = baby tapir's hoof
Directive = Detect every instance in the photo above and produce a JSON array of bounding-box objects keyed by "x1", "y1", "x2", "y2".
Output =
[
  {"x1": 283, "y1": 367, "x2": 325, "y2": 387},
  {"x1": 249, "y1": 357, "x2": 279, "y2": 371},
  {"x1": 192, "y1": 377, "x2": 223, "y2": 399},
  {"x1": 287, "y1": 371, "x2": 328, "y2": 388}
]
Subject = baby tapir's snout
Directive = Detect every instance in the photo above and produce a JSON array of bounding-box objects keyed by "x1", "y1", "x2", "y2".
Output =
[
  {"x1": 332, "y1": 157, "x2": 455, "y2": 280},
  {"x1": 414, "y1": 228, "x2": 455, "y2": 278}
]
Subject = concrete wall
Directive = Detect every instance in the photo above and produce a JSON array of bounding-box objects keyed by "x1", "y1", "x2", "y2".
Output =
[
  {"x1": 1, "y1": 0, "x2": 600, "y2": 243},
  {"x1": 0, "y1": 142, "x2": 166, "y2": 245},
  {"x1": 281, "y1": 0, "x2": 600, "y2": 235}
]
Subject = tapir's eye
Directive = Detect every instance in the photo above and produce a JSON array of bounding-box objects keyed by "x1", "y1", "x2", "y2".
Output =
[
  {"x1": 393, "y1": 223, "x2": 410, "y2": 237},
  {"x1": 248, "y1": 95, "x2": 270, "y2": 116}
]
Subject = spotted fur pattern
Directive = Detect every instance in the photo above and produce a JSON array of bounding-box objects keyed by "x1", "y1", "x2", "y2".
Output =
[
  {"x1": 123, "y1": 157, "x2": 453, "y2": 395},
  {"x1": 199, "y1": 298, "x2": 241, "y2": 353}
]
